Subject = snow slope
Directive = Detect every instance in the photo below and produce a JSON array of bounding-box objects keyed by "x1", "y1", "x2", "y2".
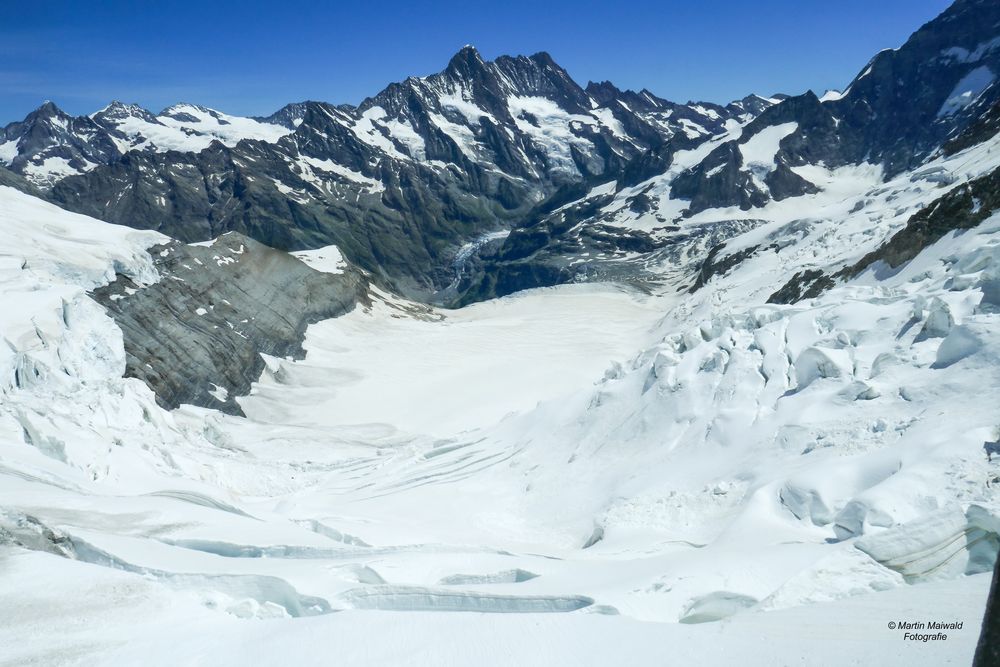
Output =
[{"x1": 103, "y1": 103, "x2": 292, "y2": 154}]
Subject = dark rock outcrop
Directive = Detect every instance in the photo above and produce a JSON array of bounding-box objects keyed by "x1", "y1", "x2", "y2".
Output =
[
  {"x1": 943, "y1": 97, "x2": 1000, "y2": 156},
  {"x1": 974, "y1": 552, "x2": 1000, "y2": 666},
  {"x1": 690, "y1": 243, "x2": 761, "y2": 291},
  {"x1": 91, "y1": 233, "x2": 368, "y2": 415},
  {"x1": 844, "y1": 164, "x2": 1000, "y2": 277},
  {"x1": 767, "y1": 269, "x2": 836, "y2": 304}
]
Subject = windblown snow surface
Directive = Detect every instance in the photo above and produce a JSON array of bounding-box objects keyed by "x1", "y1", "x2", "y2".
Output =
[{"x1": 2, "y1": 118, "x2": 1000, "y2": 666}]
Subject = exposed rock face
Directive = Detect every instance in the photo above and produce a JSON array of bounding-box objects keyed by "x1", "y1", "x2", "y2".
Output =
[
  {"x1": 252, "y1": 101, "x2": 312, "y2": 129},
  {"x1": 768, "y1": 270, "x2": 836, "y2": 305},
  {"x1": 47, "y1": 131, "x2": 515, "y2": 299},
  {"x1": 91, "y1": 233, "x2": 367, "y2": 415},
  {"x1": 944, "y1": 97, "x2": 1000, "y2": 155},
  {"x1": 690, "y1": 243, "x2": 761, "y2": 292},
  {"x1": 827, "y1": 0, "x2": 1000, "y2": 175},
  {"x1": 0, "y1": 165, "x2": 43, "y2": 196},
  {"x1": 455, "y1": 203, "x2": 767, "y2": 304},
  {"x1": 974, "y1": 553, "x2": 1000, "y2": 667}
]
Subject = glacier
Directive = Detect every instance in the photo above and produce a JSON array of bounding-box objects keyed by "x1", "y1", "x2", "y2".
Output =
[{"x1": 1, "y1": 122, "x2": 999, "y2": 665}]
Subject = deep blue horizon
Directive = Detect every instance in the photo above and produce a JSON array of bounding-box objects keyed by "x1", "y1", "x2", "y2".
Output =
[{"x1": 1, "y1": 0, "x2": 953, "y2": 123}]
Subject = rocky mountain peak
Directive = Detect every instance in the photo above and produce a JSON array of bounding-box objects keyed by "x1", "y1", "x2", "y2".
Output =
[
  {"x1": 526, "y1": 50, "x2": 560, "y2": 71},
  {"x1": 445, "y1": 44, "x2": 487, "y2": 75},
  {"x1": 252, "y1": 101, "x2": 312, "y2": 129},
  {"x1": 93, "y1": 101, "x2": 160, "y2": 125},
  {"x1": 103, "y1": 100, "x2": 135, "y2": 112},
  {"x1": 585, "y1": 80, "x2": 623, "y2": 105},
  {"x1": 491, "y1": 51, "x2": 590, "y2": 112},
  {"x1": 584, "y1": 81, "x2": 676, "y2": 114},
  {"x1": 25, "y1": 100, "x2": 69, "y2": 122},
  {"x1": 158, "y1": 103, "x2": 225, "y2": 123}
]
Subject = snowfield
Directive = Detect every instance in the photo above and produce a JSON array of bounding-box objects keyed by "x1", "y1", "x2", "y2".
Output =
[
  {"x1": 102, "y1": 102, "x2": 294, "y2": 154},
  {"x1": 240, "y1": 282, "x2": 667, "y2": 437},
  {"x1": 1, "y1": 111, "x2": 1000, "y2": 665}
]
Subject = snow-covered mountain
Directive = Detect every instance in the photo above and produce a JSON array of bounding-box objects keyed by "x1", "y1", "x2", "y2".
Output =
[
  {"x1": 3, "y1": 0, "x2": 1000, "y2": 664},
  {"x1": 0, "y1": 101, "x2": 293, "y2": 187},
  {"x1": 1, "y1": 47, "x2": 774, "y2": 298},
  {"x1": 94, "y1": 101, "x2": 293, "y2": 154},
  {"x1": 1, "y1": 48, "x2": 756, "y2": 189},
  {"x1": 457, "y1": 0, "x2": 1000, "y2": 301},
  {"x1": 0, "y1": 102, "x2": 121, "y2": 186},
  {"x1": 7, "y1": 0, "x2": 1000, "y2": 305}
]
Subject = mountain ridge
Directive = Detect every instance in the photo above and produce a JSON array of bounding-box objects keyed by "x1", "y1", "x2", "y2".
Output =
[
  {"x1": 4, "y1": 45, "x2": 765, "y2": 301},
  {"x1": 2, "y1": 0, "x2": 999, "y2": 307}
]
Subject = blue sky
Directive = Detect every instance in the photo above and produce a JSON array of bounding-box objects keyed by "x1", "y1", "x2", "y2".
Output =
[{"x1": 1, "y1": 0, "x2": 953, "y2": 122}]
